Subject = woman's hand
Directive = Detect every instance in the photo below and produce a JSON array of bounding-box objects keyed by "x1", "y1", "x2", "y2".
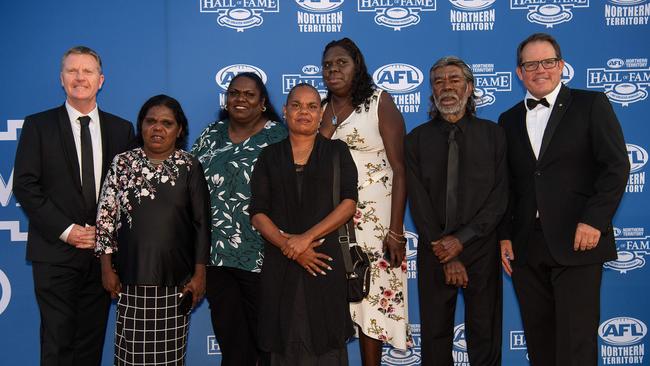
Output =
[
  {"x1": 383, "y1": 233, "x2": 406, "y2": 268},
  {"x1": 295, "y1": 241, "x2": 333, "y2": 276},
  {"x1": 101, "y1": 268, "x2": 121, "y2": 299},
  {"x1": 100, "y1": 254, "x2": 121, "y2": 299},
  {"x1": 182, "y1": 264, "x2": 206, "y2": 308},
  {"x1": 284, "y1": 233, "x2": 317, "y2": 260}
]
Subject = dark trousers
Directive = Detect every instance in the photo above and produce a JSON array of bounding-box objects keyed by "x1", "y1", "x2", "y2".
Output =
[
  {"x1": 512, "y1": 225, "x2": 602, "y2": 366},
  {"x1": 32, "y1": 257, "x2": 110, "y2": 366},
  {"x1": 418, "y1": 246, "x2": 502, "y2": 366},
  {"x1": 205, "y1": 266, "x2": 260, "y2": 366}
]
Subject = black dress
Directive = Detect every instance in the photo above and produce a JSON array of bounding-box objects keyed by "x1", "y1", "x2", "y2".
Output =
[{"x1": 250, "y1": 134, "x2": 358, "y2": 362}]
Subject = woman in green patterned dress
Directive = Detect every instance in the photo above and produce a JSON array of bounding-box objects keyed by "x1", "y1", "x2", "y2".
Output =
[{"x1": 191, "y1": 72, "x2": 287, "y2": 366}]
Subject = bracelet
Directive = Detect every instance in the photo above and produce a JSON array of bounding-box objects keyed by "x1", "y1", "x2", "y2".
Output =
[
  {"x1": 388, "y1": 229, "x2": 405, "y2": 238},
  {"x1": 387, "y1": 232, "x2": 407, "y2": 244}
]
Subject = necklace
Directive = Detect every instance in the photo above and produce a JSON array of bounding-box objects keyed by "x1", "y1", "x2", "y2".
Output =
[
  {"x1": 330, "y1": 98, "x2": 338, "y2": 126},
  {"x1": 148, "y1": 158, "x2": 165, "y2": 166},
  {"x1": 293, "y1": 142, "x2": 314, "y2": 165}
]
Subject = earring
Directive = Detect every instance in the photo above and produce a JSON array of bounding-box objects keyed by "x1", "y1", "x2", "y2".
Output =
[
  {"x1": 262, "y1": 106, "x2": 267, "y2": 112},
  {"x1": 224, "y1": 105, "x2": 228, "y2": 111}
]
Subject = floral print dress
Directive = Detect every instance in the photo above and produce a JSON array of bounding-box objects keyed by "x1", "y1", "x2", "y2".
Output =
[{"x1": 329, "y1": 89, "x2": 412, "y2": 350}]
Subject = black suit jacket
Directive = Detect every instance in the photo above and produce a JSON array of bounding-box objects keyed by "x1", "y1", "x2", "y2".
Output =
[
  {"x1": 14, "y1": 104, "x2": 134, "y2": 264},
  {"x1": 498, "y1": 85, "x2": 629, "y2": 266}
]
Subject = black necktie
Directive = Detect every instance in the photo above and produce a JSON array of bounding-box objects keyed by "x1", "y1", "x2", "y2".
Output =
[
  {"x1": 445, "y1": 124, "x2": 459, "y2": 234},
  {"x1": 526, "y1": 97, "x2": 550, "y2": 110},
  {"x1": 79, "y1": 116, "x2": 96, "y2": 223}
]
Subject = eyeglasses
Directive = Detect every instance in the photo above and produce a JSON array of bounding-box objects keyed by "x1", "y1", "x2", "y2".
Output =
[{"x1": 520, "y1": 58, "x2": 561, "y2": 72}]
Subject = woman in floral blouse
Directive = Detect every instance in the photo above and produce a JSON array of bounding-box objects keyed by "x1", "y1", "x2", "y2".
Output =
[
  {"x1": 191, "y1": 72, "x2": 286, "y2": 366},
  {"x1": 95, "y1": 94, "x2": 210, "y2": 366}
]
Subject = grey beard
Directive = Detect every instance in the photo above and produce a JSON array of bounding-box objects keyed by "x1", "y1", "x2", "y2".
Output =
[{"x1": 434, "y1": 95, "x2": 467, "y2": 116}]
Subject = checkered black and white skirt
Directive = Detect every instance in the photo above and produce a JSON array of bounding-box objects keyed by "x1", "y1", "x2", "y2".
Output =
[{"x1": 114, "y1": 285, "x2": 189, "y2": 366}]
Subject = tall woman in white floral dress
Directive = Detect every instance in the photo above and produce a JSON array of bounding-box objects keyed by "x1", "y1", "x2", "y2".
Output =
[{"x1": 319, "y1": 38, "x2": 412, "y2": 365}]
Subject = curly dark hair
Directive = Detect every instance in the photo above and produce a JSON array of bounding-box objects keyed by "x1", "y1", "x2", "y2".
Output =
[
  {"x1": 136, "y1": 94, "x2": 189, "y2": 150},
  {"x1": 218, "y1": 72, "x2": 282, "y2": 123},
  {"x1": 322, "y1": 38, "x2": 375, "y2": 112}
]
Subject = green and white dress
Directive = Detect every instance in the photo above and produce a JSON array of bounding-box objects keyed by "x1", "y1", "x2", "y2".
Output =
[{"x1": 190, "y1": 119, "x2": 287, "y2": 271}]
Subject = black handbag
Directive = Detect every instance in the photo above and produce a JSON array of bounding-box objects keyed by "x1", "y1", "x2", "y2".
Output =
[{"x1": 332, "y1": 148, "x2": 371, "y2": 302}]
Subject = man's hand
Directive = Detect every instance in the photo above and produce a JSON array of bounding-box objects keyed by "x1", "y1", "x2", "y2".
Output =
[
  {"x1": 66, "y1": 224, "x2": 95, "y2": 249},
  {"x1": 574, "y1": 223, "x2": 601, "y2": 251},
  {"x1": 500, "y1": 240, "x2": 514, "y2": 276},
  {"x1": 432, "y1": 235, "x2": 463, "y2": 263},
  {"x1": 443, "y1": 260, "x2": 468, "y2": 288},
  {"x1": 296, "y1": 240, "x2": 333, "y2": 276}
]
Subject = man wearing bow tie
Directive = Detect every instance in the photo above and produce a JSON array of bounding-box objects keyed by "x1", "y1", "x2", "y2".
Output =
[
  {"x1": 498, "y1": 33, "x2": 629, "y2": 365},
  {"x1": 14, "y1": 46, "x2": 133, "y2": 365}
]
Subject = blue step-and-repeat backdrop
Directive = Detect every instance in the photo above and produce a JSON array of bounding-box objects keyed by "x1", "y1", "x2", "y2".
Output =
[{"x1": 1, "y1": 1, "x2": 649, "y2": 365}]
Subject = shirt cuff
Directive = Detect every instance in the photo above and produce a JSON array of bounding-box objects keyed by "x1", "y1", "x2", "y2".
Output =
[
  {"x1": 454, "y1": 226, "x2": 477, "y2": 245},
  {"x1": 59, "y1": 224, "x2": 74, "y2": 243}
]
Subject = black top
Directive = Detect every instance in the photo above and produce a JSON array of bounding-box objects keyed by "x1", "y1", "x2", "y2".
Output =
[
  {"x1": 405, "y1": 115, "x2": 508, "y2": 264},
  {"x1": 249, "y1": 134, "x2": 358, "y2": 355},
  {"x1": 95, "y1": 148, "x2": 211, "y2": 286}
]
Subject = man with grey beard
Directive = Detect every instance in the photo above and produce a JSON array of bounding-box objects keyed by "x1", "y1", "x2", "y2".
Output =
[{"x1": 404, "y1": 56, "x2": 507, "y2": 366}]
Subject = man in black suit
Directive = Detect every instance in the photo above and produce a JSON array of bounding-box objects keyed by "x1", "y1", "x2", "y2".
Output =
[
  {"x1": 498, "y1": 33, "x2": 630, "y2": 365},
  {"x1": 14, "y1": 46, "x2": 133, "y2": 365},
  {"x1": 405, "y1": 56, "x2": 507, "y2": 366}
]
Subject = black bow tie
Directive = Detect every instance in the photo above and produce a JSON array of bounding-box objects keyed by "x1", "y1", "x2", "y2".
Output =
[{"x1": 526, "y1": 97, "x2": 550, "y2": 110}]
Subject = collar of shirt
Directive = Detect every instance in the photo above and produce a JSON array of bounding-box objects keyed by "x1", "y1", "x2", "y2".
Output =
[
  {"x1": 434, "y1": 114, "x2": 469, "y2": 134},
  {"x1": 524, "y1": 82, "x2": 562, "y2": 111},
  {"x1": 65, "y1": 101, "x2": 100, "y2": 126}
]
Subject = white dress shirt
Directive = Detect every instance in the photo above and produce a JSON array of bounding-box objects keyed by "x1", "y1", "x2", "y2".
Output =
[
  {"x1": 526, "y1": 82, "x2": 562, "y2": 218},
  {"x1": 60, "y1": 102, "x2": 103, "y2": 242},
  {"x1": 525, "y1": 82, "x2": 562, "y2": 159}
]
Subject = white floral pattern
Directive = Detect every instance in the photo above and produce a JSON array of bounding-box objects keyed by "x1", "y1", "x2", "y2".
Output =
[
  {"x1": 95, "y1": 148, "x2": 192, "y2": 255},
  {"x1": 329, "y1": 89, "x2": 412, "y2": 350}
]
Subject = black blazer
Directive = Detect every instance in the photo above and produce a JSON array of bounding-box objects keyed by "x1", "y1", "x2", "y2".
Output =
[
  {"x1": 498, "y1": 85, "x2": 630, "y2": 266},
  {"x1": 14, "y1": 104, "x2": 134, "y2": 264}
]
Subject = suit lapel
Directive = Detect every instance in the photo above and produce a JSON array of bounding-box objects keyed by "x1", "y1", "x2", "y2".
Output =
[
  {"x1": 538, "y1": 85, "x2": 571, "y2": 162},
  {"x1": 57, "y1": 105, "x2": 82, "y2": 192},
  {"x1": 513, "y1": 102, "x2": 537, "y2": 163},
  {"x1": 98, "y1": 110, "x2": 110, "y2": 185}
]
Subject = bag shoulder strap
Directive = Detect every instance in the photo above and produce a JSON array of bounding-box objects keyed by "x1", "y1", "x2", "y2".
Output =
[{"x1": 332, "y1": 147, "x2": 355, "y2": 274}]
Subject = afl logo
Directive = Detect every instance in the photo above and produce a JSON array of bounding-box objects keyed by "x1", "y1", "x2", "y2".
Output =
[
  {"x1": 607, "y1": 58, "x2": 625, "y2": 69},
  {"x1": 627, "y1": 144, "x2": 648, "y2": 173},
  {"x1": 0, "y1": 269, "x2": 11, "y2": 315},
  {"x1": 449, "y1": 0, "x2": 495, "y2": 10},
  {"x1": 561, "y1": 62, "x2": 574, "y2": 84},
  {"x1": 599, "y1": 317, "x2": 647, "y2": 346},
  {"x1": 613, "y1": 227, "x2": 622, "y2": 237},
  {"x1": 215, "y1": 64, "x2": 267, "y2": 90},
  {"x1": 373, "y1": 63, "x2": 423, "y2": 93},
  {"x1": 453, "y1": 324, "x2": 467, "y2": 351},
  {"x1": 405, "y1": 230, "x2": 418, "y2": 260},
  {"x1": 296, "y1": 0, "x2": 344, "y2": 12},
  {"x1": 302, "y1": 65, "x2": 320, "y2": 75}
]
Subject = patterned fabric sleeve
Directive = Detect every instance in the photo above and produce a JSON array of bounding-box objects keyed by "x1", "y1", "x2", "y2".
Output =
[{"x1": 95, "y1": 155, "x2": 122, "y2": 255}]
